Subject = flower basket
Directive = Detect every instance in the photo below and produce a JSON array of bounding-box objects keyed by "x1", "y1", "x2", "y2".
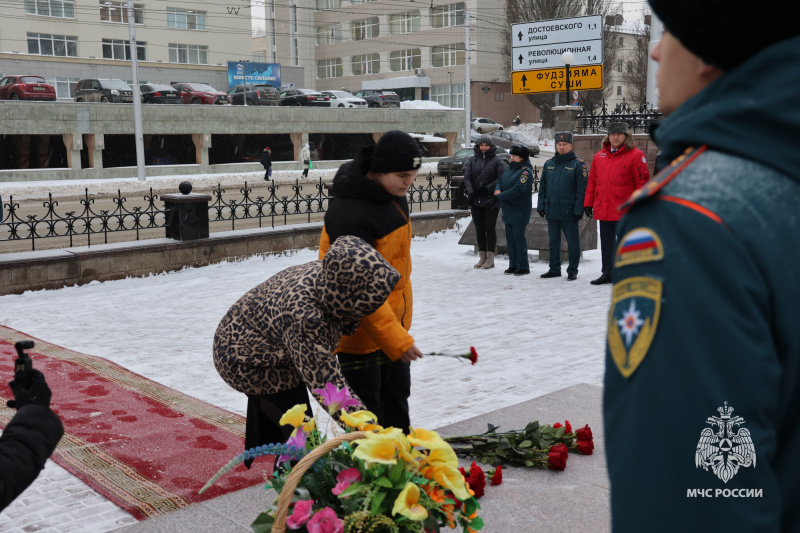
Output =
[{"x1": 270, "y1": 431, "x2": 367, "y2": 533}]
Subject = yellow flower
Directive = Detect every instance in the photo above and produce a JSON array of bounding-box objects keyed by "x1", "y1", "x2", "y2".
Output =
[
  {"x1": 302, "y1": 417, "x2": 316, "y2": 433},
  {"x1": 424, "y1": 446, "x2": 458, "y2": 469},
  {"x1": 279, "y1": 404, "x2": 307, "y2": 428},
  {"x1": 392, "y1": 483, "x2": 428, "y2": 521},
  {"x1": 353, "y1": 433, "x2": 398, "y2": 465},
  {"x1": 407, "y1": 427, "x2": 442, "y2": 447},
  {"x1": 340, "y1": 409, "x2": 379, "y2": 430},
  {"x1": 432, "y1": 464, "x2": 471, "y2": 501}
]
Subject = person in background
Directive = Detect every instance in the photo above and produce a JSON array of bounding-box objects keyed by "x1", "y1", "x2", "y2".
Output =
[
  {"x1": 213, "y1": 235, "x2": 400, "y2": 467},
  {"x1": 494, "y1": 144, "x2": 534, "y2": 276},
  {"x1": 604, "y1": 1, "x2": 800, "y2": 531},
  {"x1": 464, "y1": 134, "x2": 506, "y2": 269},
  {"x1": 301, "y1": 143, "x2": 311, "y2": 178},
  {"x1": 260, "y1": 146, "x2": 272, "y2": 181},
  {"x1": 537, "y1": 131, "x2": 588, "y2": 281},
  {"x1": 514, "y1": 115, "x2": 522, "y2": 127},
  {"x1": 1, "y1": 367, "x2": 64, "y2": 511},
  {"x1": 318, "y1": 130, "x2": 424, "y2": 431},
  {"x1": 583, "y1": 122, "x2": 650, "y2": 285}
]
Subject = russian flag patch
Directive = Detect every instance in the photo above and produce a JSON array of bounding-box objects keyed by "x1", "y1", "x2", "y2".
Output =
[{"x1": 615, "y1": 228, "x2": 664, "y2": 267}]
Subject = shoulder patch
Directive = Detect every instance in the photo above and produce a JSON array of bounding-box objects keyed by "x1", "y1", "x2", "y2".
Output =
[
  {"x1": 608, "y1": 277, "x2": 663, "y2": 378},
  {"x1": 623, "y1": 145, "x2": 708, "y2": 209},
  {"x1": 615, "y1": 228, "x2": 664, "y2": 267}
]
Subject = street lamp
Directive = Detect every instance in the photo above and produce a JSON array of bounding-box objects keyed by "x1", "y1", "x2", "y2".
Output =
[
  {"x1": 447, "y1": 71, "x2": 453, "y2": 107},
  {"x1": 561, "y1": 51, "x2": 574, "y2": 107}
]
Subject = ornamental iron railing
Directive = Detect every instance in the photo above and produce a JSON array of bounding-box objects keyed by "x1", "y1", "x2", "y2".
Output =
[
  {"x1": 0, "y1": 173, "x2": 460, "y2": 251},
  {"x1": 576, "y1": 101, "x2": 663, "y2": 135}
]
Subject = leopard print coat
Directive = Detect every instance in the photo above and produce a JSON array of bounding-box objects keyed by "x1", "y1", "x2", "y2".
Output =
[{"x1": 213, "y1": 235, "x2": 400, "y2": 410}]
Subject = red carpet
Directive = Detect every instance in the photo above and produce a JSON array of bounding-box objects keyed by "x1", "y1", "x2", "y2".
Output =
[{"x1": 0, "y1": 325, "x2": 272, "y2": 520}]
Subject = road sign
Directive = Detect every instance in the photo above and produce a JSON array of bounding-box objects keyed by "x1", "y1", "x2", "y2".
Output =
[
  {"x1": 573, "y1": 90, "x2": 579, "y2": 101},
  {"x1": 511, "y1": 15, "x2": 603, "y2": 71},
  {"x1": 511, "y1": 65, "x2": 603, "y2": 95}
]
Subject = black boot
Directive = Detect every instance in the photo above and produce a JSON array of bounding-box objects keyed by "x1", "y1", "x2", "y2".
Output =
[
  {"x1": 540, "y1": 271, "x2": 561, "y2": 278},
  {"x1": 513, "y1": 269, "x2": 530, "y2": 276},
  {"x1": 590, "y1": 274, "x2": 611, "y2": 285},
  {"x1": 504, "y1": 267, "x2": 517, "y2": 275},
  {"x1": 567, "y1": 273, "x2": 577, "y2": 281}
]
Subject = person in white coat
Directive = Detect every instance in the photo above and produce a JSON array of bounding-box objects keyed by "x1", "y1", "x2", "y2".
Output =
[{"x1": 301, "y1": 143, "x2": 311, "y2": 178}]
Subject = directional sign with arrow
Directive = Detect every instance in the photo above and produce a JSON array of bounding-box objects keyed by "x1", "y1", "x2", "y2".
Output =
[
  {"x1": 511, "y1": 65, "x2": 603, "y2": 95},
  {"x1": 511, "y1": 15, "x2": 603, "y2": 71}
]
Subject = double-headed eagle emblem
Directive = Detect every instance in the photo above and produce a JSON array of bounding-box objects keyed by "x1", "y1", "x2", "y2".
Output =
[{"x1": 695, "y1": 402, "x2": 756, "y2": 483}]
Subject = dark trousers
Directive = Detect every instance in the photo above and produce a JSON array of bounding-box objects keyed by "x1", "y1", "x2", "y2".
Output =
[
  {"x1": 302, "y1": 167, "x2": 309, "y2": 178},
  {"x1": 599, "y1": 220, "x2": 619, "y2": 276},
  {"x1": 244, "y1": 383, "x2": 311, "y2": 468},
  {"x1": 470, "y1": 206, "x2": 500, "y2": 252},
  {"x1": 338, "y1": 350, "x2": 411, "y2": 431},
  {"x1": 547, "y1": 218, "x2": 581, "y2": 275},
  {"x1": 505, "y1": 223, "x2": 529, "y2": 271}
]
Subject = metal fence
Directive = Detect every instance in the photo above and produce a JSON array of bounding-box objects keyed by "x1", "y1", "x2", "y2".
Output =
[
  {"x1": 0, "y1": 173, "x2": 458, "y2": 251},
  {"x1": 577, "y1": 101, "x2": 663, "y2": 135}
]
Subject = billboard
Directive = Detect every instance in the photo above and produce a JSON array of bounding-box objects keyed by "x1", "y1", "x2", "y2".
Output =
[{"x1": 227, "y1": 62, "x2": 281, "y2": 90}]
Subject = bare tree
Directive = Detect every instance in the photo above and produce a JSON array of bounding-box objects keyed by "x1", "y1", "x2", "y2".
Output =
[
  {"x1": 502, "y1": 0, "x2": 621, "y2": 126},
  {"x1": 619, "y1": 21, "x2": 651, "y2": 108}
]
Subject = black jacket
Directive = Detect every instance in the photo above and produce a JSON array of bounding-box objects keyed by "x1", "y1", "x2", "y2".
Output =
[
  {"x1": 464, "y1": 135, "x2": 505, "y2": 208},
  {"x1": 0, "y1": 405, "x2": 64, "y2": 511},
  {"x1": 260, "y1": 150, "x2": 272, "y2": 169}
]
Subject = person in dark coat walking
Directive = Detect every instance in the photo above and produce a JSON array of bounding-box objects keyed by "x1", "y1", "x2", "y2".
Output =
[
  {"x1": 584, "y1": 122, "x2": 650, "y2": 284},
  {"x1": 494, "y1": 144, "x2": 534, "y2": 275},
  {"x1": 464, "y1": 134, "x2": 506, "y2": 269},
  {"x1": 604, "y1": 2, "x2": 800, "y2": 531},
  {"x1": 260, "y1": 146, "x2": 272, "y2": 181},
  {"x1": 537, "y1": 131, "x2": 588, "y2": 280},
  {"x1": 1, "y1": 368, "x2": 64, "y2": 511}
]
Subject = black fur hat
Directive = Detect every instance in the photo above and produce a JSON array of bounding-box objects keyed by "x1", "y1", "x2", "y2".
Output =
[
  {"x1": 608, "y1": 122, "x2": 628, "y2": 135},
  {"x1": 649, "y1": 0, "x2": 800, "y2": 70},
  {"x1": 509, "y1": 144, "x2": 531, "y2": 160},
  {"x1": 555, "y1": 131, "x2": 573, "y2": 144}
]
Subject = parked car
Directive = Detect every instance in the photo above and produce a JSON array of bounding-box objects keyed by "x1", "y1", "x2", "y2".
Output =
[
  {"x1": 0, "y1": 75, "x2": 56, "y2": 101},
  {"x1": 471, "y1": 117, "x2": 503, "y2": 134},
  {"x1": 320, "y1": 90, "x2": 366, "y2": 108},
  {"x1": 74, "y1": 78, "x2": 133, "y2": 103},
  {"x1": 228, "y1": 84, "x2": 281, "y2": 106},
  {"x1": 280, "y1": 88, "x2": 330, "y2": 107},
  {"x1": 353, "y1": 89, "x2": 400, "y2": 108},
  {"x1": 172, "y1": 83, "x2": 230, "y2": 105},
  {"x1": 437, "y1": 146, "x2": 511, "y2": 176},
  {"x1": 488, "y1": 130, "x2": 540, "y2": 157},
  {"x1": 139, "y1": 84, "x2": 183, "y2": 104}
]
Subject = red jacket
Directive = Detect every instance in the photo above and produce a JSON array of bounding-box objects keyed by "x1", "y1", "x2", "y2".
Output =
[{"x1": 584, "y1": 136, "x2": 650, "y2": 221}]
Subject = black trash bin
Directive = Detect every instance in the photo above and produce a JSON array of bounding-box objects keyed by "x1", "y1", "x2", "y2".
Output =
[{"x1": 450, "y1": 174, "x2": 469, "y2": 210}]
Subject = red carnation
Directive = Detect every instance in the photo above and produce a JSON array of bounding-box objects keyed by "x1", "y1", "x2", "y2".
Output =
[
  {"x1": 565, "y1": 420, "x2": 572, "y2": 433},
  {"x1": 576, "y1": 439, "x2": 594, "y2": 455},
  {"x1": 469, "y1": 346, "x2": 478, "y2": 365},
  {"x1": 490, "y1": 465, "x2": 503, "y2": 486},
  {"x1": 575, "y1": 424, "x2": 593, "y2": 441},
  {"x1": 547, "y1": 443, "x2": 569, "y2": 471},
  {"x1": 467, "y1": 461, "x2": 486, "y2": 498},
  {"x1": 553, "y1": 422, "x2": 563, "y2": 429}
]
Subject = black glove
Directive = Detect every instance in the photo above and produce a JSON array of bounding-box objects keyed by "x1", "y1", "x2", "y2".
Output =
[
  {"x1": 538, "y1": 210, "x2": 545, "y2": 218},
  {"x1": 467, "y1": 192, "x2": 476, "y2": 206},
  {"x1": 573, "y1": 214, "x2": 583, "y2": 222},
  {"x1": 584, "y1": 207, "x2": 593, "y2": 218},
  {"x1": 7, "y1": 369, "x2": 52, "y2": 409}
]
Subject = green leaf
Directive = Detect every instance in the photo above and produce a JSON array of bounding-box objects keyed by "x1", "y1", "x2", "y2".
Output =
[
  {"x1": 370, "y1": 490, "x2": 388, "y2": 515},
  {"x1": 469, "y1": 516, "x2": 485, "y2": 530},
  {"x1": 519, "y1": 440, "x2": 533, "y2": 448},
  {"x1": 337, "y1": 481, "x2": 369, "y2": 498},
  {"x1": 251, "y1": 512, "x2": 275, "y2": 533},
  {"x1": 524, "y1": 460, "x2": 534, "y2": 467},
  {"x1": 389, "y1": 461, "x2": 406, "y2": 484},
  {"x1": 376, "y1": 476, "x2": 393, "y2": 488}
]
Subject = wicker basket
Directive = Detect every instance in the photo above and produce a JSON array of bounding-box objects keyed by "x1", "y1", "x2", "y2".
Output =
[{"x1": 270, "y1": 431, "x2": 367, "y2": 533}]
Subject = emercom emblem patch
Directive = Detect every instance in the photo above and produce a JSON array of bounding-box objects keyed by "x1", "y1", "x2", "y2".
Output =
[
  {"x1": 608, "y1": 277, "x2": 662, "y2": 378},
  {"x1": 615, "y1": 227, "x2": 664, "y2": 268}
]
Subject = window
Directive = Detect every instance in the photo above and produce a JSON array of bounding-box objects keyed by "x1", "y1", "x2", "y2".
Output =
[
  {"x1": 24, "y1": 0, "x2": 74, "y2": 18},
  {"x1": 617, "y1": 59, "x2": 623, "y2": 72},
  {"x1": 617, "y1": 85, "x2": 622, "y2": 96},
  {"x1": 495, "y1": 91, "x2": 504, "y2": 102},
  {"x1": 389, "y1": 49, "x2": 421, "y2": 72},
  {"x1": 316, "y1": 23, "x2": 342, "y2": 45},
  {"x1": 389, "y1": 11, "x2": 420, "y2": 34},
  {"x1": 431, "y1": 3, "x2": 464, "y2": 28},
  {"x1": 168, "y1": 43, "x2": 208, "y2": 64},
  {"x1": 619, "y1": 36, "x2": 624, "y2": 46},
  {"x1": 102, "y1": 38, "x2": 146, "y2": 60},
  {"x1": 431, "y1": 43, "x2": 465, "y2": 67},
  {"x1": 351, "y1": 53, "x2": 380, "y2": 75},
  {"x1": 317, "y1": 58, "x2": 343, "y2": 79},
  {"x1": 253, "y1": 52, "x2": 265, "y2": 62},
  {"x1": 27, "y1": 33, "x2": 77, "y2": 57},
  {"x1": 47, "y1": 76, "x2": 80, "y2": 98},
  {"x1": 100, "y1": 2, "x2": 143, "y2": 23},
  {"x1": 351, "y1": 17, "x2": 379, "y2": 40},
  {"x1": 292, "y1": 39, "x2": 298, "y2": 66},
  {"x1": 628, "y1": 61, "x2": 633, "y2": 73},
  {"x1": 167, "y1": 8, "x2": 205, "y2": 29},
  {"x1": 315, "y1": 0, "x2": 340, "y2": 9},
  {"x1": 431, "y1": 82, "x2": 464, "y2": 108}
]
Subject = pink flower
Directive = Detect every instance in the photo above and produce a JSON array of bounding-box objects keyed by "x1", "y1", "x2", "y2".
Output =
[
  {"x1": 306, "y1": 507, "x2": 343, "y2": 533},
  {"x1": 286, "y1": 499, "x2": 314, "y2": 530},
  {"x1": 313, "y1": 383, "x2": 360, "y2": 415},
  {"x1": 276, "y1": 429, "x2": 306, "y2": 468},
  {"x1": 331, "y1": 468, "x2": 362, "y2": 496}
]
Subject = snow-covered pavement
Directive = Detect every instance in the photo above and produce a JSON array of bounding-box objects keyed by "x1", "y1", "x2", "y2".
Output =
[{"x1": 0, "y1": 219, "x2": 611, "y2": 532}]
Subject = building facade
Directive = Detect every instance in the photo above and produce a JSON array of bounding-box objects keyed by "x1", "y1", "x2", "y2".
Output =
[{"x1": 0, "y1": 0, "x2": 254, "y2": 98}]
